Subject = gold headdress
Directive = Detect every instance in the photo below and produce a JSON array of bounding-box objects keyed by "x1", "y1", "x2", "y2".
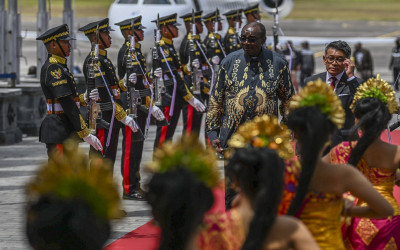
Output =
[
  {"x1": 290, "y1": 78, "x2": 345, "y2": 129},
  {"x1": 147, "y1": 136, "x2": 220, "y2": 188},
  {"x1": 351, "y1": 74, "x2": 398, "y2": 114},
  {"x1": 26, "y1": 140, "x2": 122, "y2": 220},
  {"x1": 228, "y1": 115, "x2": 294, "y2": 159}
]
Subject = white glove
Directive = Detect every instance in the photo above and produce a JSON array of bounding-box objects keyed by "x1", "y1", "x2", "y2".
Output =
[
  {"x1": 83, "y1": 134, "x2": 103, "y2": 151},
  {"x1": 188, "y1": 97, "x2": 206, "y2": 112},
  {"x1": 128, "y1": 73, "x2": 137, "y2": 84},
  {"x1": 151, "y1": 106, "x2": 165, "y2": 121},
  {"x1": 84, "y1": 89, "x2": 100, "y2": 103},
  {"x1": 121, "y1": 116, "x2": 139, "y2": 132},
  {"x1": 192, "y1": 59, "x2": 200, "y2": 69},
  {"x1": 211, "y1": 55, "x2": 220, "y2": 65},
  {"x1": 154, "y1": 67, "x2": 163, "y2": 78}
]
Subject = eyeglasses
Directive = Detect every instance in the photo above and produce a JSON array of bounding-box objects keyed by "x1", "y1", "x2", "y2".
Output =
[
  {"x1": 325, "y1": 56, "x2": 345, "y2": 64},
  {"x1": 239, "y1": 36, "x2": 258, "y2": 43}
]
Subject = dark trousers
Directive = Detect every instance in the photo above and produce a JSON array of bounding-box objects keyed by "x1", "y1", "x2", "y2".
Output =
[
  {"x1": 394, "y1": 68, "x2": 400, "y2": 89},
  {"x1": 300, "y1": 70, "x2": 313, "y2": 88},
  {"x1": 89, "y1": 122, "x2": 120, "y2": 172},
  {"x1": 154, "y1": 103, "x2": 182, "y2": 149},
  {"x1": 181, "y1": 99, "x2": 204, "y2": 138},
  {"x1": 45, "y1": 143, "x2": 64, "y2": 161},
  {"x1": 120, "y1": 110, "x2": 147, "y2": 194}
]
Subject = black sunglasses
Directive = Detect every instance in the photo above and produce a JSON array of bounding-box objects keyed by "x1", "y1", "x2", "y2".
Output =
[{"x1": 239, "y1": 36, "x2": 258, "y2": 43}]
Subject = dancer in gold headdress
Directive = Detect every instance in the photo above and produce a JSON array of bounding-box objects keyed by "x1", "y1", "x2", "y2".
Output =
[
  {"x1": 287, "y1": 79, "x2": 393, "y2": 249},
  {"x1": 147, "y1": 136, "x2": 220, "y2": 250},
  {"x1": 25, "y1": 140, "x2": 121, "y2": 250},
  {"x1": 324, "y1": 75, "x2": 400, "y2": 249},
  {"x1": 197, "y1": 115, "x2": 319, "y2": 250}
]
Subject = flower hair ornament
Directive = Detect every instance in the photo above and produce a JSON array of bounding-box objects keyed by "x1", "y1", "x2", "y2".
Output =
[
  {"x1": 351, "y1": 74, "x2": 398, "y2": 114},
  {"x1": 147, "y1": 136, "x2": 220, "y2": 188},
  {"x1": 26, "y1": 139, "x2": 122, "y2": 220},
  {"x1": 228, "y1": 115, "x2": 294, "y2": 159},
  {"x1": 290, "y1": 78, "x2": 345, "y2": 129}
]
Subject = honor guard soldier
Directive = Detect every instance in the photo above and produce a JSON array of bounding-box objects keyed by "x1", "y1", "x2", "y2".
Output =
[
  {"x1": 203, "y1": 10, "x2": 225, "y2": 64},
  {"x1": 36, "y1": 24, "x2": 103, "y2": 159},
  {"x1": 243, "y1": 3, "x2": 261, "y2": 23},
  {"x1": 79, "y1": 18, "x2": 139, "y2": 167},
  {"x1": 115, "y1": 16, "x2": 166, "y2": 200},
  {"x1": 151, "y1": 13, "x2": 205, "y2": 148},
  {"x1": 179, "y1": 10, "x2": 209, "y2": 138},
  {"x1": 223, "y1": 9, "x2": 243, "y2": 55}
]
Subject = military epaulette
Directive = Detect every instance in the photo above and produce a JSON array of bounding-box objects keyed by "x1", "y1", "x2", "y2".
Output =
[
  {"x1": 159, "y1": 39, "x2": 165, "y2": 46},
  {"x1": 49, "y1": 54, "x2": 67, "y2": 64},
  {"x1": 228, "y1": 27, "x2": 235, "y2": 35},
  {"x1": 161, "y1": 37, "x2": 173, "y2": 45},
  {"x1": 135, "y1": 43, "x2": 141, "y2": 49},
  {"x1": 99, "y1": 49, "x2": 107, "y2": 57}
]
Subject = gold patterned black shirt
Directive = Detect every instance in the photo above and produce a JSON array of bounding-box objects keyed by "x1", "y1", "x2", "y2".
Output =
[{"x1": 205, "y1": 47, "x2": 294, "y2": 148}]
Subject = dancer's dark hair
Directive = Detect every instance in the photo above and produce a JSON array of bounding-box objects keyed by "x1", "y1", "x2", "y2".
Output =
[
  {"x1": 147, "y1": 169, "x2": 214, "y2": 250},
  {"x1": 226, "y1": 147, "x2": 285, "y2": 250},
  {"x1": 286, "y1": 106, "x2": 336, "y2": 216},
  {"x1": 348, "y1": 97, "x2": 391, "y2": 166},
  {"x1": 26, "y1": 196, "x2": 110, "y2": 250}
]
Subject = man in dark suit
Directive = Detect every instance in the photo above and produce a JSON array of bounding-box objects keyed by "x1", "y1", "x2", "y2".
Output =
[{"x1": 305, "y1": 40, "x2": 363, "y2": 149}]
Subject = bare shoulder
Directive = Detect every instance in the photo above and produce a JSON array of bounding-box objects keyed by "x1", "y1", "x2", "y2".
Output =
[{"x1": 267, "y1": 216, "x2": 320, "y2": 250}]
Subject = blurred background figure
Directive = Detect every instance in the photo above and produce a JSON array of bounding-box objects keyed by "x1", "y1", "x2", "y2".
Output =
[
  {"x1": 282, "y1": 40, "x2": 301, "y2": 91},
  {"x1": 389, "y1": 37, "x2": 400, "y2": 90},
  {"x1": 27, "y1": 65, "x2": 37, "y2": 78},
  {"x1": 299, "y1": 41, "x2": 314, "y2": 88},
  {"x1": 25, "y1": 140, "x2": 122, "y2": 250},
  {"x1": 353, "y1": 42, "x2": 373, "y2": 80}
]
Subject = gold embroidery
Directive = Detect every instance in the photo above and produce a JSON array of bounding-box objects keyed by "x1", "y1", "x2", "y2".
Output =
[
  {"x1": 52, "y1": 79, "x2": 67, "y2": 86},
  {"x1": 50, "y1": 68, "x2": 62, "y2": 79},
  {"x1": 355, "y1": 218, "x2": 379, "y2": 246},
  {"x1": 384, "y1": 237, "x2": 397, "y2": 250}
]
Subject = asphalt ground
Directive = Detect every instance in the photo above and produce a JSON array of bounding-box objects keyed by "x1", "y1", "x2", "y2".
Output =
[{"x1": 2, "y1": 17, "x2": 400, "y2": 249}]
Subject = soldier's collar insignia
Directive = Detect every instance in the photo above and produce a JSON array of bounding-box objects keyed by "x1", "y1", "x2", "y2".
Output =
[
  {"x1": 99, "y1": 49, "x2": 107, "y2": 56},
  {"x1": 50, "y1": 68, "x2": 62, "y2": 79},
  {"x1": 49, "y1": 54, "x2": 67, "y2": 64},
  {"x1": 188, "y1": 33, "x2": 200, "y2": 40},
  {"x1": 208, "y1": 32, "x2": 221, "y2": 40},
  {"x1": 161, "y1": 37, "x2": 173, "y2": 45}
]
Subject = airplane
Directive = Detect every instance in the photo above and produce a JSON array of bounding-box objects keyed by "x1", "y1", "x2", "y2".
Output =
[{"x1": 107, "y1": 0, "x2": 294, "y2": 55}]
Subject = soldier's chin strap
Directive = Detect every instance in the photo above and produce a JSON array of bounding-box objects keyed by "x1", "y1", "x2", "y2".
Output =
[
  {"x1": 166, "y1": 25, "x2": 175, "y2": 38},
  {"x1": 99, "y1": 34, "x2": 107, "y2": 49},
  {"x1": 56, "y1": 40, "x2": 67, "y2": 57},
  {"x1": 133, "y1": 30, "x2": 140, "y2": 42}
]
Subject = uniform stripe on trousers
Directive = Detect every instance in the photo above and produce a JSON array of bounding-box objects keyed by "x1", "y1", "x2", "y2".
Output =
[
  {"x1": 186, "y1": 104, "x2": 193, "y2": 135},
  {"x1": 123, "y1": 126, "x2": 131, "y2": 194},
  {"x1": 159, "y1": 106, "x2": 170, "y2": 147}
]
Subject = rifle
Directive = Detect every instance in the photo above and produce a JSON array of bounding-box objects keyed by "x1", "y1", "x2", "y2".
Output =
[
  {"x1": 125, "y1": 19, "x2": 144, "y2": 141},
  {"x1": 231, "y1": 10, "x2": 240, "y2": 48},
  {"x1": 151, "y1": 14, "x2": 169, "y2": 126},
  {"x1": 87, "y1": 25, "x2": 109, "y2": 134},
  {"x1": 152, "y1": 14, "x2": 165, "y2": 107},
  {"x1": 214, "y1": 9, "x2": 226, "y2": 58},
  {"x1": 188, "y1": 9, "x2": 202, "y2": 95},
  {"x1": 272, "y1": 2, "x2": 279, "y2": 52}
]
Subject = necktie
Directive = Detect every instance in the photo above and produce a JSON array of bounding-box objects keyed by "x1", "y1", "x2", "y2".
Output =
[{"x1": 329, "y1": 76, "x2": 337, "y2": 90}]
